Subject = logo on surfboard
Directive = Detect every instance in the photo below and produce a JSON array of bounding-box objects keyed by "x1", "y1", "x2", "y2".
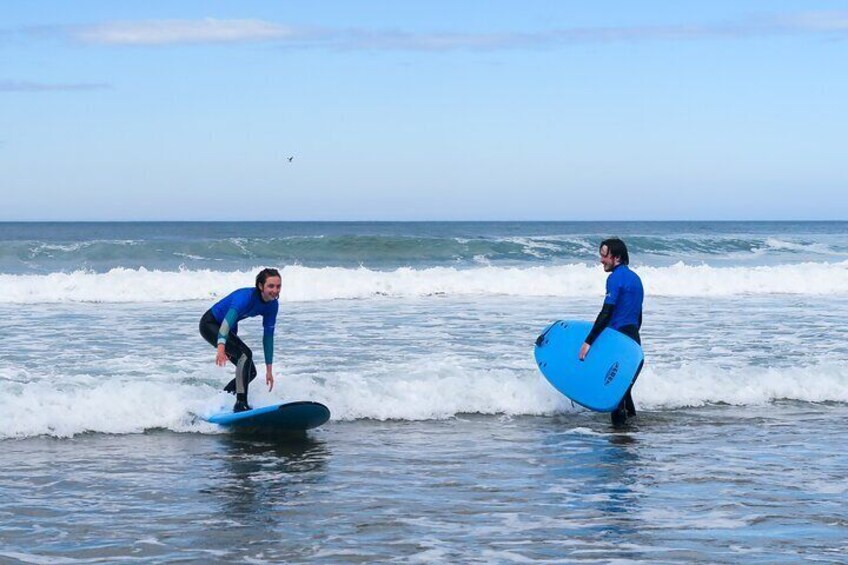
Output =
[{"x1": 603, "y1": 362, "x2": 620, "y2": 386}]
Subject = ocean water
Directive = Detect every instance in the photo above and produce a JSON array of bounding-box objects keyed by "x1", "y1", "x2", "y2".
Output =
[{"x1": 1, "y1": 221, "x2": 847, "y2": 563}]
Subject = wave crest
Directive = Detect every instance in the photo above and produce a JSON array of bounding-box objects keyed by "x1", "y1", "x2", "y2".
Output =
[
  {"x1": 3, "y1": 360, "x2": 847, "y2": 438},
  {"x1": 1, "y1": 261, "x2": 847, "y2": 304}
]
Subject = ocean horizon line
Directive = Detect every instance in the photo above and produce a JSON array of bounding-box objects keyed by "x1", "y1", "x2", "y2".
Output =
[{"x1": 1, "y1": 219, "x2": 846, "y2": 224}]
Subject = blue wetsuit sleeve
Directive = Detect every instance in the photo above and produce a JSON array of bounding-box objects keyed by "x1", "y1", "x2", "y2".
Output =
[
  {"x1": 263, "y1": 331, "x2": 274, "y2": 365},
  {"x1": 261, "y1": 301, "x2": 278, "y2": 365},
  {"x1": 217, "y1": 308, "x2": 239, "y2": 345}
]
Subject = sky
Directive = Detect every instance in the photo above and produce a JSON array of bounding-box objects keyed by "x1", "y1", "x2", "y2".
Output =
[{"x1": 1, "y1": 1, "x2": 846, "y2": 221}]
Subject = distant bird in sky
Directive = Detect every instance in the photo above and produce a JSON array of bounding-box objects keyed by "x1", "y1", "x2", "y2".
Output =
[{"x1": 287, "y1": 156, "x2": 293, "y2": 162}]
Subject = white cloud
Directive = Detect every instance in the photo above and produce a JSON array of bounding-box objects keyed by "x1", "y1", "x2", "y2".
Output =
[
  {"x1": 0, "y1": 80, "x2": 110, "y2": 92},
  {"x1": 74, "y1": 18, "x2": 294, "y2": 45},
  {"x1": 776, "y1": 11, "x2": 848, "y2": 32},
  {"x1": 34, "y1": 11, "x2": 848, "y2": 50},
  {"x1": 306, "y1": 13, "x2": 848, "y2": 51}
]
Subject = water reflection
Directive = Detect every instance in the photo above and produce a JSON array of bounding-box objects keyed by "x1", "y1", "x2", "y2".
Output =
[
  {"x1": 541, "y1": 419, "x2": 644, "y2": 558},
  {"x1": 206, "y1": 433, "x2": 331, "y2": 522}
]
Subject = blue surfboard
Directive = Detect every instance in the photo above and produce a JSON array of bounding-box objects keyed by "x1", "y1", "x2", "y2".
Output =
[
  {"x1": 534, "y1": 320, "x2": 643, "y2": 412},
  {"x1": 206, "y1": 401, "x2": 330, "y2": 431}
]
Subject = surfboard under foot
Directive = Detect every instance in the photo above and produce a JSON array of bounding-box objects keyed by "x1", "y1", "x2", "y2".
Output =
[{"x1": 206, "y1": 401, "x2": 330, "y2": 431}]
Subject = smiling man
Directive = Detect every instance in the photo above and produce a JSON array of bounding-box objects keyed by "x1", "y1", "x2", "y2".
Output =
[
  {"x1": 579, "y1": 239, "x2": 644, "y2": 426},
  {"x1": 199, "y1": 268, "x2": 281, "y2": 412}
]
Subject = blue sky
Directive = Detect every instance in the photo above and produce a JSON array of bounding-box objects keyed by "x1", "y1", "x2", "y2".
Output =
[{"x1": 1, "y1": 1, "x2": 846, "y2": 221}]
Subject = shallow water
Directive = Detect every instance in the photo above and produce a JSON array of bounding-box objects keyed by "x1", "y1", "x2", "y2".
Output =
[
  {"x1": 2, "y1": 406, "x2": 846, "y2": 564},
  {"x1": 3, "y1": 293, "x2": 848, "y2": 438},
  {"x1": 3, "y1": 221, "x2": 847, "y2": 562}
]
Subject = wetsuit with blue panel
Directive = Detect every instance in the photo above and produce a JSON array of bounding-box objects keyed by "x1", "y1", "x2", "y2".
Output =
[
  {"x1": 584, "y1": 264, "x2": 644, "y2": 424},
  {"x1": 199, "y1": 287, "x2": 278, "y2": 410}
]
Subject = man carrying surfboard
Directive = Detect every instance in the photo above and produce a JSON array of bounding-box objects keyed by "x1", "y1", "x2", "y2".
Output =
[
  {"x1": 199, "y1": 268, "x2": 281, "y2": 412},
  {"x1": 579, "y1": 239, "x2": 644, "y2": 425}
]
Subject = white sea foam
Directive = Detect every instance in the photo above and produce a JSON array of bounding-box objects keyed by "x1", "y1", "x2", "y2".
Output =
[
  {"x1": 0, "y1": 378, "x2": 223, "y2": 439},
  {"x1": 1, "y1": 261, "x2": 847, "y2": 304},
  {"x1": 637, "y1": 362, "x2": 848, "y2": 408},
  {"x1": 2, "y1": 358, "x2": 847, "y2": 439},
  {"x1": 760, "y1": 237, "x2": 839, "y2": 256},
  {"x1": 504, "y1": 236, "x2": 584, "y2": 259}
]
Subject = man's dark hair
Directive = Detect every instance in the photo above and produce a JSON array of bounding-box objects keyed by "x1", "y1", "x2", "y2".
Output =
[
  {"x1": 600, "y1": 238, "x2": 629, "y2": 265},
  {"x1": 256, "y1": 268, "x2": 281, "y2": 290}
]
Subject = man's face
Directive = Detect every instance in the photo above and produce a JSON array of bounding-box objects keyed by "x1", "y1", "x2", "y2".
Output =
[
  {"x1": 259, "y1": 276, "x2": 282, "y2": 302},
  {"x1": 599, "y1": 245, "x2": 619, "y2": 272}
]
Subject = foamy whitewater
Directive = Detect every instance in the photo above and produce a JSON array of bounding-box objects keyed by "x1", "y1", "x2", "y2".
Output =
[
  {"x1": 2, "y1": 221, "x2": 847, "y2": 563},
  {"x1": 2, "y1": 221, "x2": 848, "y2": 437}
]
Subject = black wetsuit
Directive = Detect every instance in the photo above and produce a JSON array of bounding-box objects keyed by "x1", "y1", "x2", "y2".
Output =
[
  {"x1": 614, "y1": 324, "x2": 643, "y2": 420},
  {"x1": 199, "y1": 309, "x2": 258, "y2": 399}
]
